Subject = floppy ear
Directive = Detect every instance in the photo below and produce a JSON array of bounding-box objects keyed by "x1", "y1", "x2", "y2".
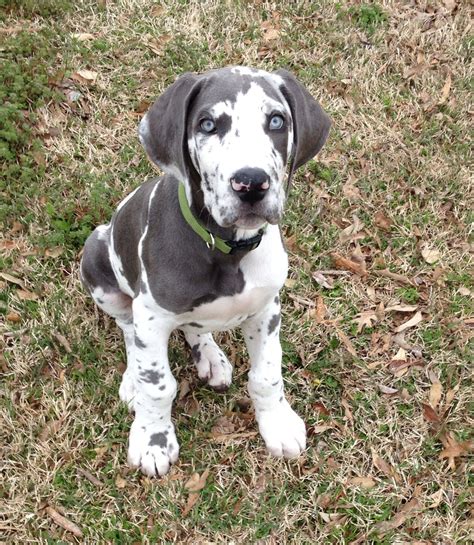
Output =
[
  {"x1": 138, "y1": 72, "x2": 203, "y2": 180},
  {"x1": 275, "y1": 69, "x2": 331, "y2": 172}
]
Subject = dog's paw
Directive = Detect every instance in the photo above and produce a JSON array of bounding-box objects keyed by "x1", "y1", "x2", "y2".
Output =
[
  {"x1": 257, "y1": 401, "x2": 306, "y2": 458},
  {"x1": 193, "y1": 344, "x2": 233, "y2": 392},
  {"x1": 127, "y1": 419, "x2": 179, "y2": 477},
  {"x1": 119, "y1": 370, "x2": 136, "y2": 411}
]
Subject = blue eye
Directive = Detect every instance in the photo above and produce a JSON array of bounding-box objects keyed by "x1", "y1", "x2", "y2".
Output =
[
  {"x1": 200, "y1": 118, "x2": 216, "y2": 133},
  {"x1": 269, "y1": 114, "x2": 284, "y2": 130}
]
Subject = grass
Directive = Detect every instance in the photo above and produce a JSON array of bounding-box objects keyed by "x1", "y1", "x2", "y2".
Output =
[{"x1": 1, "y1": 0, "x2": 473, "y2": 543}]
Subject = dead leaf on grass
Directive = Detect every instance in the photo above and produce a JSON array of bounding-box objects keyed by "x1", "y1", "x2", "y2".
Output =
[
  {"x1": 373, "y1": 269, "x2": 413, "y2": 286},
  {"x1": 386, "y1": 304, "x2": 418, "y2": 313},
  {"x1": 182, "y1": 492, "x2": 199, "y2": 516},
  {"x1": 395, "y1": 311, "x2": 423, "y2": 333},
  {"x1": 429, "y1": 381, "x2": 443, "y2": 409},
  {"x1": 371, "y1": 449, "x2": 401, "y2": 482},
  {"x1": 310, "y1": 296, "x2": 326, "y2": 324},
  {"x1": 312, "y1": 271, "x2": 335, "y2": 289},
  {"x1": 334, "y1": 327, "x2": 357, "y2": 357},
  {"x1": 45, "y1": 506, "x2": 83, "y2": 538},
  {"x1": 439, "y1": 433, "x2": 473, "y2": 470},
  {"x1": 374, "y1": 211, "x2": 393, "y2": 231},
  {"x1": 331, "y1": 252, "x2": 367, "y2": 276},
  {"x1": 374, "y1": 497, "x2": 421, "y2": 534},
  {"x1": 422, "y1": 403, "x2": 440, "y2": 423},
  {"x1": 71, "y1": 69, "x2": 98, "y2": 84},
  {"x1": 421, "y1": 245, "x2": 441, "y2": 264},
  {"x1": 427, "y1": 488, "x2": 444, "y2": 509},
  {"x1": 349, "y1": 476, "x2": 376, "y2": 489},
  {"x1": 211, "y1": 416, "x2": 235, "y2": 437},
  {"x1": 115, "y1": 474, "x2": 127, "y2": 489},
  {"x1": 312, "y1": 424, "x2": 334, "y2": 434},
  {"x1": 0, "y1": 272, "x2": 25, "y2": 288},
  {"x1": 184, "y1": 469, "x2": 210, "y2": 493},
  {"x1": 378, "y1": 384, "x2": 399, "y2": 395},
  {"x1": 354, "y1": 310, "x2": 378, "y2": 333},
  {"x1": 6, "y1": 311, "x2": 21, "y2": 323},
  {"x1": 72, "y1": 32, "x2": 95, "y2": 41},
  {"x1": 16, "y1": 289, "x2": 39, "y2": 301},
  {"x1": 437, "y1": 72, "x2": 452, "y2": 105}
]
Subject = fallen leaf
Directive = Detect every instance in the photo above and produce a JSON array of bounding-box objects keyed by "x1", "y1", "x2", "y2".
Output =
[
  {"x1": 349, "y1": 476, "x2": 376, "y2": 489},
  {"x1": 341, "y1": 398, "x2": 354, "y2": 424},
  {"x1": 421, "y1": 245, "x2": 441, "y2": 264},
  {"x1": 429, "y1": 382, "x2": 443, "y2": 409},
  {"x1": 178, "y1": 379, "x2": 191, "y2": 401},
  {"x1": 371, "y1": 449, "x2": 401, "y2": 482},
  {"x1": 439, "y1": 433, "x2": 473, "y2": 470},
  {"x1": 45, "y1": 247, "x2": 64, "y2": 258},
  {"x1": 39, "y1": 419, "x2": 63, "y2": 441},
  {"x1": 6, "y1": 311, "x2": 21, "y2": 322},
  {"x1": 312, "y1": 424, "x2": 334, "y2": 434},
  {"x1": 16, "y1": 289, "x2": 39, "y2": 301},
  {"x1": 373, "y1": 269, "x2": 413, "y2": 286},
  {"x1": 211, "y1": 416, "x2": 235, "y2": 437},
  {"x1": 182, "y1": 492, "x2": 199, "y2": 516},
  {"x1": 422, "y1": 403, "x2": 440, "y2": 423},
  {"x1": 76, "y1": 468, "x2": 102, "y2": 487},
  {"x1": 71, "y1": 69, "x2": 98, "y2": 84},
  {"x1": 427, "y1": 488, "x2": 444, "y2": 509},
  {"x1": 312, "y1": 271, "x2": 334, "y2": 289},
  {"x1": 184, "y1": 469, "x2": 210, "y2": 493},
  {"x1": 311, "y1": 296, "x2": 326, "y2": 324},
  {"x1": 354, "y1": 310, "x2": 378, "y2": 333},
  {"x1": 386, "y1": 304, "x2": 418, "y2": 313},
  {"x1": 46, "y1": 506, "x2": 83, "y2": 538},
  {"x1": 374, "y1": 498, "x2": 421, "y2": 534},
  {"x1": 438, "y1": 72, "x2": 452, "y2": 105},
  {"x1": 378, "y1": 384, "x2": 399, "y2": 395},
  {"x1": 331, "y1": 252, "x2": 366, "y2": 276},
  {"x1": 395, "y1": 311, "x2": 423, "y2": 333},
  {"x1": 342, "y1": 179, "x2": 362, "y2": 200},
  {"x1": 53, "y1": 332, "x2": 72, "y2": 353},
  {"x1": 72, "y1": 32, "x2": 95, "y2": 41},
  {"x1": 374, "y1": 211, "x2": 393, "y2": 231},
  {"x1": 312, "y1": 402, "x2": 330, "y2": 416},
  {"x1": 335, "y1": 327, "x2": 357, "y2": 357},
  {"x1": 262, "y1": 27, "x2": 280, "y2": 41},
  {"x1": 285, "y1": 278, "x2": 296, "y2": 288},
  {"x1": 0, "y1": 272, "x2": 25, "y2": 288},
  {"x1": 115, "y1": 475, "x2": 126, "y2": 489}
]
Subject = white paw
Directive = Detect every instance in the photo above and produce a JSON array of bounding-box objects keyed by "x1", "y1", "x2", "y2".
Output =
[
  {"x1": 192, "y1": 344, "x2": 233, "y2": 391},
  {"x1": 119, "y1": 370, "x2": 136, "y2": 411},
  {"x1": 127, "y1": 419, "x2": 179, "y2": 477},
  {"x1": 257, "y1": 401, "x2": 306, "y2": 458}
]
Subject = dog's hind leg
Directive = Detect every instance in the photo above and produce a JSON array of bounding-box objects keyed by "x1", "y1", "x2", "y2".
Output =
[
  {"x1": 183, "y1": 331, "x2": 233, "y2": 391},
  {"x1": 80, "y1": 225, "x2": 136, "y2": 408}
]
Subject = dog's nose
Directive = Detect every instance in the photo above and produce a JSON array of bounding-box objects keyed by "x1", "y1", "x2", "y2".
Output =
[{"x1": 231, "y1": 168, "x2": 270, "y2": 204}]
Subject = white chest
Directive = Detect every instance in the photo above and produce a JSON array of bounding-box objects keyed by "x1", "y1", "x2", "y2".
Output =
[{"x1": 178, "y1": 225, "x2": 288, "y2": 332}]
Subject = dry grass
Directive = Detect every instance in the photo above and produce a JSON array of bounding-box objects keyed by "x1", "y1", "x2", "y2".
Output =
[{"x1": 1, "y1": 0, "x2": 472, "y2": 543}]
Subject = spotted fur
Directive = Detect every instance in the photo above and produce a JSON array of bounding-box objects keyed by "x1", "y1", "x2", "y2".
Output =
[{"x1": 80, "y1": 66, "x2": 331, "y2": 476}]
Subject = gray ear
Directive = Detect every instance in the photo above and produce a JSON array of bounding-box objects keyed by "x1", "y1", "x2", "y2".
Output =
[
  {"x1": 139, "y1": 72, "x2": 203, "y2": 179},
  {"x1": 275, "y1": 69, "x2": 331, "y2": 171}
]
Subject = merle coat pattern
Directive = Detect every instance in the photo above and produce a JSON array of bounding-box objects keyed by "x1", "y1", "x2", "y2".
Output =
[{"x1": 80, "y1": 66, "x2": 331, "y2": 476}]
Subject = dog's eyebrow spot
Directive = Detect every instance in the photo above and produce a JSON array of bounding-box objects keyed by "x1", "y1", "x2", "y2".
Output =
[{"x1": 216, "y1": 113, "x2": 232, "y2": 140}]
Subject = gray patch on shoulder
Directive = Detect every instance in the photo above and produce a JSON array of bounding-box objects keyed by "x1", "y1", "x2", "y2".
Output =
[
  {"x1": 149, "y1": 432, "x2": 168, "y2": 448},
  {"x1": 268, "y1": 314, "x2": 280, "y2": 335},
  {"x1": 134, "y1": 334, "x2": 147, "y2": 349}
]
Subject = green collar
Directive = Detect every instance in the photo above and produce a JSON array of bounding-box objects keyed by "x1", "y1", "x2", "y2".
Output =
[{"x1": 178, "y1": 183, "x2": 266, "y2": 255}]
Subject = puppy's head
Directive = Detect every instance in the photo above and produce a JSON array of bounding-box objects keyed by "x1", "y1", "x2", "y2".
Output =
[{"x1": 139, "y1": 66, "x2": 331, "y2": 230}]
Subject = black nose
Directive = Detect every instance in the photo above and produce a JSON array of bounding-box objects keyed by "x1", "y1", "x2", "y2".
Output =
[{"x1": 230, "y1": 168, "x2": 270, "y2": 204}]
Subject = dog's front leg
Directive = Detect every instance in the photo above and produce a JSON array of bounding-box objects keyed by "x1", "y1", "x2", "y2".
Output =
[
  {"x1": 126, "y1": 297, "x2": 178, "y2": 476},
  {"x1": 242, "y1": 297, "x2": 306, "y2": 458}
]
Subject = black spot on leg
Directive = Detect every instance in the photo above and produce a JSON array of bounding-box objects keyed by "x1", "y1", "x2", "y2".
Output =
[
  {"x1": 134, "y1": 334, "x2": 147, "y2": 349},
  {"x1": 274, "y1": 296, "x2": 280, "y2": 305},
  {"x1": 148, "y1": 316, "x2": 155, "y2": 321},
  {"x1": 139, "y1": 369, "x2": 164, "y2": 384},
  {"x1": 268, "y1": 314, "x2": 280, "y2": 335},
  {"x1": 97, "y1": 298, "x2": 104, "y2": 304},
  {"x1": 279, "y1": 396, "x2": 283, "y2": 402},
  {"x1": 140, "y1": 279, "x2": 148, "y2": 294},
  {"x1": 149, "y1": 433, "x2": 168, "y2": 448},
  {"x1": 188, "y1": 322, "x2": 203, "y2": 328},
  {"x1": 191, "y1": 344, "x2": 201, "y2": 363},
  {"x1": 272, "y1": 380, "x2": 279, "y2": 386},
  {"x1": 159, "y1": 385, "x2": 165, "y2": 390}
]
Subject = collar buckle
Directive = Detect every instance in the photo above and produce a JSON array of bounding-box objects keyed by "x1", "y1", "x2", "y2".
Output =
[{"x1": 206, "y1": 232, "x2": 216, "y2": 251}]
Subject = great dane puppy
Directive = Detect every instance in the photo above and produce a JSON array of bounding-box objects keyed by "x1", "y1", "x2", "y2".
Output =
[{"x1": 81, "y1": 66, "x2": 331, "y2": 476}]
